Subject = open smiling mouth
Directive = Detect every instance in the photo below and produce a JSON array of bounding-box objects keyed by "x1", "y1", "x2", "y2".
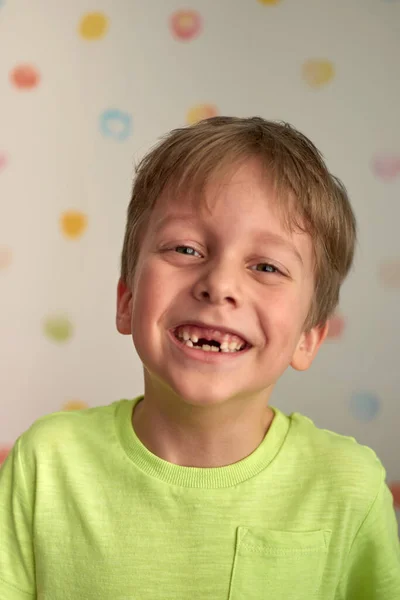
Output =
[{"x1": 172, "y1": 326, "x2": 251, "y2": 354}]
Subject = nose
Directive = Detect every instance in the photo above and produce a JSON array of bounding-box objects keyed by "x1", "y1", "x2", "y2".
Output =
[{"x1": 192, "y1": 258, "x2": 243, "y2": 307}]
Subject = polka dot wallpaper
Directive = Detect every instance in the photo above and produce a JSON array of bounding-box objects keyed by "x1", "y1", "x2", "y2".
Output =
[{"x1": 0, "y1": 1, "x2": 399, "y2": 525}]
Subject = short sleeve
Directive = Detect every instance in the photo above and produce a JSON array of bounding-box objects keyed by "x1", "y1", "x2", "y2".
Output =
[
  {"x1": 0, "y1": 438, "x2": 36, "y2": 598},
  {"x1": 337, "y1": 474, "x2": 400, "y2": 599}
]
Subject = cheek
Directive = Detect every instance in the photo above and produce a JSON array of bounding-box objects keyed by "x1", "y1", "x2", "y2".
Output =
[
  {"x1": 142, "y1": 266, "x2": 165, "y2": 298},
  {"x1": 269, "y1": 289, "x2": 302, "y2": 318},
  {"x1": 131, "y1": 262, "x2": 174, "y2": 327},
  {"x1": 261, "y1": 292, "x2": 304, "y2": 342}
]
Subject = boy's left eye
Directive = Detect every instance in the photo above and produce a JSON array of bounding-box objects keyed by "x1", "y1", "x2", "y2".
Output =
[
  {"x1": 252, "y1": 263, "x2": 282, "y2": 275},
  {"x1": 172, "y1": 246, "x2": 283, "y2": 275}
]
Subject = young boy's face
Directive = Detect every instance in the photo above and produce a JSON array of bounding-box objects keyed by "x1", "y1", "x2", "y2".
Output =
[{"x1": 117, "y1": 157, "x2": 328, "y2": 409}]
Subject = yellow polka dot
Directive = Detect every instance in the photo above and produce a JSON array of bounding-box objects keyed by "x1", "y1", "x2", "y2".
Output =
[
  {"x1": 187, "y1": 104, "x2": 218, "y2": 125},
  {"x1": 63, "y1": 400, "x2": 89, "y2": 411},
  {"x1": 302, "y1": 60, "x2": 335, "y2": 88},
  {"x1": 258, "y1": 0, "x2": 282, "y2": 5},
  {"x1": 60, "y1": 210, "x2": 88, "y2": 239},
  {"x1": 79, "y1": 12, "x2": 109, "y2": 40}
]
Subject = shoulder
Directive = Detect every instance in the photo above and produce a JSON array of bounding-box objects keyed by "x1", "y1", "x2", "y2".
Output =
[
  {"x1": 287, "y1": 410, "x2": 383, "y2": 471},
  {"x1": 16, "y1": 400, "x2": 131, "y2": 464},
  {"x1": 282, "y1": 409, "x2": 385, "y2": 503}
]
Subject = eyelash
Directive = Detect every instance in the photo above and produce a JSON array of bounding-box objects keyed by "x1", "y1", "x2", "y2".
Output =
[{"x1": 171, "y1": 245, "x2": 284, "y2": 275}]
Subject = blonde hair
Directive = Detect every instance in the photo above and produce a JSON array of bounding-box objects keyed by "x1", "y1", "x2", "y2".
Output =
[{"x1": 120, "y1": 116, "x2": 357, "y2": 330}]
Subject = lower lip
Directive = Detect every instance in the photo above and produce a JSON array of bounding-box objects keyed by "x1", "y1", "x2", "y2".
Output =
[{"x1": 168, "y1": 330, "x2": 251, "y2": 363}]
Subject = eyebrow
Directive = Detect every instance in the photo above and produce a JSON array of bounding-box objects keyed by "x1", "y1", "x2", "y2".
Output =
[
  {"x1": 154, "y1": 215, "x2": 197, "y2": 232},
  {"x1": 252, "y1": 231, "x2": 304, "y2": 266},
  {"x1": 154, "y1": 215, "x2": 303, "y2": 266}
]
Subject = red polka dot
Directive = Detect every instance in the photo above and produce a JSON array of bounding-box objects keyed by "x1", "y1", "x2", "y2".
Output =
[
  {"x1": 389, "y1": 482, "x2": 400, "y2": 508},
  {"x1": 10, "y1": 64, "x2": 40, "y2": 89},
  {"x1": 0, "y1": 446, "x2": 11, "y2": 466}
]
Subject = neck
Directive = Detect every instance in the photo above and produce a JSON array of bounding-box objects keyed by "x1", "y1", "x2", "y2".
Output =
[{"x1": 131, "y1": 385, "x2": 275, "y2": 468}]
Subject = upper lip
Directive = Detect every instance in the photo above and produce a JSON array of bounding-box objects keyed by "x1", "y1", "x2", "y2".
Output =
[{"x1": 172, "y1": 320, "x2": 252, "y2": 346}]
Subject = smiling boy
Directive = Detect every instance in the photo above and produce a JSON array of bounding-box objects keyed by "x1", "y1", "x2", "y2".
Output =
[{"x1": 1, "y1": 117, "x2": 399, "y2": 599}]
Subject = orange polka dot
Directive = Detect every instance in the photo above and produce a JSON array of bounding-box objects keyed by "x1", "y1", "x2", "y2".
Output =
[
  {"x1": 187, "y1": 104, "x2": 218, "y2": 125},
  {"x1": 0, "y1": 246, "x2": 12, "y2": 270},
  {"x1": 10, "y1": 64, "x2": 40, "y2": 89}
]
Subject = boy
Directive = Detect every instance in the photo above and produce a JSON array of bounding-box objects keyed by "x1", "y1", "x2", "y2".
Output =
[{"x1": 1, "y1": 116, "x2": 399, "y2": 599}]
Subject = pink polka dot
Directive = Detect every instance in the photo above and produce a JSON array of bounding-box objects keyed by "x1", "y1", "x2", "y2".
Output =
[
  {"x1": 372, "y1": 153, "x2": 400, "y2": 181},
  {"x1": 327, "y1": 313, "x2": 345, "y2": 340},
  {"x1": 0, "y1": 152, "x2": 8, "y2": 172},
  {"x1": 170, "y1": 10, "x2": 202, "y2": 41},
  {"x1": 379, "y1": 260, "x2": 400, "y2": 289}
]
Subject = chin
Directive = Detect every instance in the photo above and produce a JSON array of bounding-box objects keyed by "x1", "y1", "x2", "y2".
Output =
[
  {"x1": 150, "y1": 369, "x2": 238, "y2": 409},
  {"x1": 171, "y1": 381, "x2": 234, "y2": 408},
  {"x1": 161, "y1": 368, "x2": 278, "y2": 411}
]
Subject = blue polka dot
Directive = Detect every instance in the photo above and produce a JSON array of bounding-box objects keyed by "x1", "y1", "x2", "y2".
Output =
[
  {"x1": 99, "y1": 109, "x2": 132, "y2": 141},
  {"x1": 350, "y1": 391, "x2": 380, "y2": 422}
]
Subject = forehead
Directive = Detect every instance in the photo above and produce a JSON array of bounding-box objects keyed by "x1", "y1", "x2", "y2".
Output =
[
  {"x1": 152, "y1": 159, "x2": 279, "y2": 219},
  {"x1": 151, "y1": 159, "x2": 301, "y2": 231}
]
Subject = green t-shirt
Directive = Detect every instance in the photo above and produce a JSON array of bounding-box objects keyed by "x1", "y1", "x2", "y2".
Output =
[{"x1": 0, "y1": 396, "x2": 399, "y2": 599}]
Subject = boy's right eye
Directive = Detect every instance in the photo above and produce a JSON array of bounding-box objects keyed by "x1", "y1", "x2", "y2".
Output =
[{"x1": 174, "y1": 245, "x2": 201, "y2": 257}]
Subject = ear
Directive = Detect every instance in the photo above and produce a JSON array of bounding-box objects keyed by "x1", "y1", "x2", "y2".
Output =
[
  {"x1": 290, "y1": 321, "x2": 329, "y2": 371},
  {"x1": 116, "y1": 278, "x2": 133, "y2": 335}
]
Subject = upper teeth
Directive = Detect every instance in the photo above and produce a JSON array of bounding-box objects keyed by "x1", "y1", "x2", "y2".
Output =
[{"x1": 176, "y1": 326, "x2": 246, "y2": 352}]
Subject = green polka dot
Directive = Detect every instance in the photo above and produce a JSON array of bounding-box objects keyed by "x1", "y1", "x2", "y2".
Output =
[{"x1": 43, "y1": 315, "x2": 73, "y2": 342}]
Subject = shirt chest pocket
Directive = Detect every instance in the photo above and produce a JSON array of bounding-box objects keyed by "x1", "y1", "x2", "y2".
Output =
[{"x1": 228, "y1": 527, "x2": 331, "y2": 600}]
